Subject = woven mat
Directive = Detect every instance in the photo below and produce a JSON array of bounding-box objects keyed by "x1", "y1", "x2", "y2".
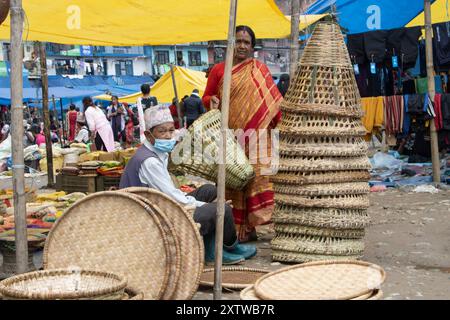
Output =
[
  {"x1": 43, "y1": 192, "x2": 170, "y2": 300},
  {"x1": 254, "y1": 260, "x2": 386, "y2": 300},
  {"x1": 122, "y1": 187, "x2": 204, "y2": 300},
  {"x1": 200, "y1": 267, "x2": 269, "y2": 289}
]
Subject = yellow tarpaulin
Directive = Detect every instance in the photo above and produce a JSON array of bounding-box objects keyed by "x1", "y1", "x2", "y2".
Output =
[
  {"x1": 0, "y1": 1, "x2": 325, "y2": 45},
  {"x1": 95, "y1": 66, "x2": 207, "y2": 104},
  {"x1": 407, "y1": 0, "x2": 450, "y2": 27}
]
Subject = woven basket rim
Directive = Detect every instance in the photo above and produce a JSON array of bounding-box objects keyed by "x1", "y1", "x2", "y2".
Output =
[
  {"x1": 200, "y1": 267, "x2": 270, "y2": 289},
  {"x1": 254, "y1": 260, "x2": 386, "y2": 300},
  {"x1": 42, "y1": 191, "x2": 171, "y2": 300},
  {"x1": 240, "y1": 285, "x2": 259, "y2": 300},
  {"x1": 0, "y1": 269, "x2": 127, "y2": 300},
  {"x1": 122, "y1": 187, "x2": 204, "y2": 300}
]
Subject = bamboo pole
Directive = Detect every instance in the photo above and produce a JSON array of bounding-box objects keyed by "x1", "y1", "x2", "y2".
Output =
[
  {"x1": 10, "y1": 0, "x2": 28, "y2": 275},
  {"x1": 39, "y1": 42, "x2": 54, "y2": 187},
  {"x1": 424, "y1": 0, "x2": 441, "y2": 183},
  {"x1": 213, "y1": 0, "x2": 238, "y2": 301},
  {"x1": 289, "y1": 0, "x2": 301, "y2": 79},
  {"x1": 169, "y1": 63, "x2": 183, "y2": 127}
]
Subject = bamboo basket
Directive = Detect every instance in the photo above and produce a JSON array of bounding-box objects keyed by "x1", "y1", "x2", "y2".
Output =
[
  {"x1": 273, "y1": 224, "x2": 365, "y2": 239},
  {"x1": 271, "y1": 233, "x2": 365, "y2": 256},
  {"x1": 171, "y1": 110, "x2": 254, "y2": 190},
  {"x1": 272, "y1": 205, "x2": 371, "y2": 230},
  {"x1": 272, "y1": 250, "x2": 362, "y2": 263},
  {"x1": 270, "y1": 170, "x2": 370, "y2": 185},
  {"x1": 274, "y1": 193, "x2": 370, "y2": 210},
  {"x1": 0, "y1": 269, "x2": 126, "y2": 300},
  {"x1": 273, "y1": 182, "x2": 370, "y2": 197}
]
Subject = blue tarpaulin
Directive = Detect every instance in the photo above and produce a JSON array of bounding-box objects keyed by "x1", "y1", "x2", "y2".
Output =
[
  {"x1": 0, "y1": 74, "x2": 154, "y2": 109},
  {"x1": 305, "y1": 0, "x2": 438, "y2": 34}
]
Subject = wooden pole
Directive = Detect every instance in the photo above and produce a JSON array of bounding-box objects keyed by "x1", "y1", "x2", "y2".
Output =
[
  {"x1": 289, "y1": 0, "x2": 301, "y2": 79},
  {"x1": 39, "y1": 42, "x2": 54, "y2": 187},
  {"x1": 10, "y1": 0, "x2": 28, "y2": 275},
  {"x1": 424, "y1": 0, "x2": 441, "y2": 183},
  {"x1": 213, "y1": 0, "x2": 238, "y2": 301},
  {"x1": 169, "y1": 64, "x2": 183, "y2": 127}
]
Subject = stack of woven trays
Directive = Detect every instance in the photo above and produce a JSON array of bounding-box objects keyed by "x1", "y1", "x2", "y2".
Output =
[
  {"x1": 40, "y1": 188, "x2": 204, "y2": 300},
  {"x1": 240, "y1": 261, "x2": 385, "y2": 300},
  {"x1": 271, "y1": 21, "x2": 372, "y2": 263}
]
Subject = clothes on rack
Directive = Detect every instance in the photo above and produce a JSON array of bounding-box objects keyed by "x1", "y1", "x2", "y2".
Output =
[
  {"x1": 384, "y1": 95, "x2": 404, "y2": 135},
  {"x1": 361, "y1": 96, "x2": 384, "y2": 140}
]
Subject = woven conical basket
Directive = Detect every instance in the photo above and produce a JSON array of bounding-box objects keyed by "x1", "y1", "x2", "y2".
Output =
[
  {"x1": 271, "y1": 21, "x2": 371, "y2": 262},
  {"x1": 282, "y1": 22, "x2": 362, "y2": 119}
]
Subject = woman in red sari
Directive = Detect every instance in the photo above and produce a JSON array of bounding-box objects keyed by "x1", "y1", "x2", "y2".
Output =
[
  {"x1": 203, "y1": 26, "x2": 283, "y2": 242},
  {"x1": 66, "y1": 104, "x2": 78, "y2": 142}
]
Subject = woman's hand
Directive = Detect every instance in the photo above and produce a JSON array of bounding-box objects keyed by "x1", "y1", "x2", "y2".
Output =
[{"x1": 210, "y1": 96, "x2": 220, "y2": 110}]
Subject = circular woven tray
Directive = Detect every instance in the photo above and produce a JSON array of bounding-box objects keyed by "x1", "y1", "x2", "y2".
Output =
[
  {"x1": 122, "y1": 191, "x2": 181, "y2": 300},
  {"x1": 274, "y1": 223, "x2": 365, "y2": 239},
  {"x1": 121, "y1": 187, "x2": 204, "y2": 300},
  {"x1": 254, "y1": 260, "x2": 386, "y2": 300},
  {"x1": 0, "y1": 269, "x2": 127, "y2": 300},
  {"x1": 367, "y1": 289, "x2": 383, "y2": 300},
  {"x1": 240, "y1": 285, "x2": 260, "y2": 300},
  {"x1": 273, "y1": 182, "x2": 370, "y2": 197},
  {"x1": 277, "y1": 155, "x2": 371, "y2": 172},
  {"x1": 272, "y1": 250, "x2": 362, "y2": 263},
  {"x1": 275, "y1": 193, "x2": 370, "y2": 210},
  {"x1": 240, "y1": 286, "x2": 383, "y2": 301},
  {"x1": 200, "y1": 267, "x2": 269, "y2": 289},
  {"x1": 271, "y1": 233, "x2": 365, "y2": 256},
  {"x1": 271, "y1": 170, "x2": 370, "y2": 186},
  {"x1": 273, "y1": 205, "x2": 371, "y2": 230},
  {"x1": 279, "y1": 135, "x2": 368, "y2": 157},
  {"x1": 43, "y1": 191, "x2": 170, "y2": 300},
  {"x1": 279, "y1": 112, "x2": 366, "y2": 137}
]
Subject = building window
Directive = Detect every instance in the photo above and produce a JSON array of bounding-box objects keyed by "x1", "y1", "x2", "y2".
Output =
[
  {"x1": 55, "y1": 59, "x2": 76, "y2": 75},
  {"x1": 115, "y1": 60, "x2": 133, "y2": 76},
  {"x1": 155, "y1": 50, "x2": 170, "y2": 64},
  {"x1": 188, "y1": 51, "x2": 202, "y2": 66}
]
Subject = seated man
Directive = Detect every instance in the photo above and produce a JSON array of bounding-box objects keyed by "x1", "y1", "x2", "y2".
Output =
[{"x1": 120, "y1": 106, "x2": 256, "y2": 265}]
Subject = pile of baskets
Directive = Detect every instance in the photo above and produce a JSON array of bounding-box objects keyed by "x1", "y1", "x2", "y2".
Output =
[
  {"x1": 170, "y1": 110, "x2": 255, "y2": 190},
  {"x1": 240, "y1": 260, "x2": 385, "y2": 300},
  {"x1": 271, "y1": 22, "x2": 372, "y2": 263},
  {"x1": 0, "y1": 189, "x2": 204, "y2": 300}
]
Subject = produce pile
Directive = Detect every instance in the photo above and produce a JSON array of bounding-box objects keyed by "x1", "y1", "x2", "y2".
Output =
[{"x1": 0, "y1": 191, "x2": 86, "y2": 242}]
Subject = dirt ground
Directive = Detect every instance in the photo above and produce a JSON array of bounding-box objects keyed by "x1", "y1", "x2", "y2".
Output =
[
  {"x1": 2, "y1": 184, "x2": 449, "y2": 300},
  {"x1": 194, "y1": 188, "x2": 450, "y2": 300}
]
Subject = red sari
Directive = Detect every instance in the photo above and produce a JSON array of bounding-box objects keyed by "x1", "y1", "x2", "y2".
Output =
[
  {"x1": 67, "y1": 111, "x2": 78, "y2": 141},
  {"x1": 203, "y1": 58, "x2": 282, "y2": 241}
]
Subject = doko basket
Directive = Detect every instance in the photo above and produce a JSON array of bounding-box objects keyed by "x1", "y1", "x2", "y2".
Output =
[{"x1": 171, "y1": 110, "x2": 254, "y2": 190}]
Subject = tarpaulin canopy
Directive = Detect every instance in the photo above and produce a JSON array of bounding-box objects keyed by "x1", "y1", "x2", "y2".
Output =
[
  {"x1": 0, "y1": 0, "x2": 325, "y2": 45},
  {"x1": 305, "y1": 0, "x2": 439, "y2": 34},
  {"x1": 95, "y1": 66, "x2": 207, "y2": 104}
]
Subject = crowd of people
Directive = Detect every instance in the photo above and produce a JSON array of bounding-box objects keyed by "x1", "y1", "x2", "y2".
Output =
[{"x1": 0, "y1": 25, "x2": 290, "y2": 264}]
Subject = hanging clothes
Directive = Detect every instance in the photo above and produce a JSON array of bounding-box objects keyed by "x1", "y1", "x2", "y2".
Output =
[
  {"x1": 361, "y1": 96, "x2": 384, "y2": 140},
  {"x1": 407, "y1": 94, "x2": 425, "y2": 114},
  {"x1": 383, "y1": 95, "x2": 404, "y2": 136},
  {"x1": 402, "y1": 79, "x2": 417, "y2": 94},
  {"x1": 433, "y1": 22, "x2": 450, "y2": 71},
  {"x1": 364, "y1": 30, "x2": 388, "y2": 63},
  {"x1": 434, "y1": 93, "x2": 443, "y2": 131},
  {"x1": 403, "y1": 95, "x2": 411, "y2": 135},
  {"x1": 441, "y1": 94, "x2": 450, "y2": 130},
  {"x1": 347, "y1": 33, "x2": 366, "y2": 65}
]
